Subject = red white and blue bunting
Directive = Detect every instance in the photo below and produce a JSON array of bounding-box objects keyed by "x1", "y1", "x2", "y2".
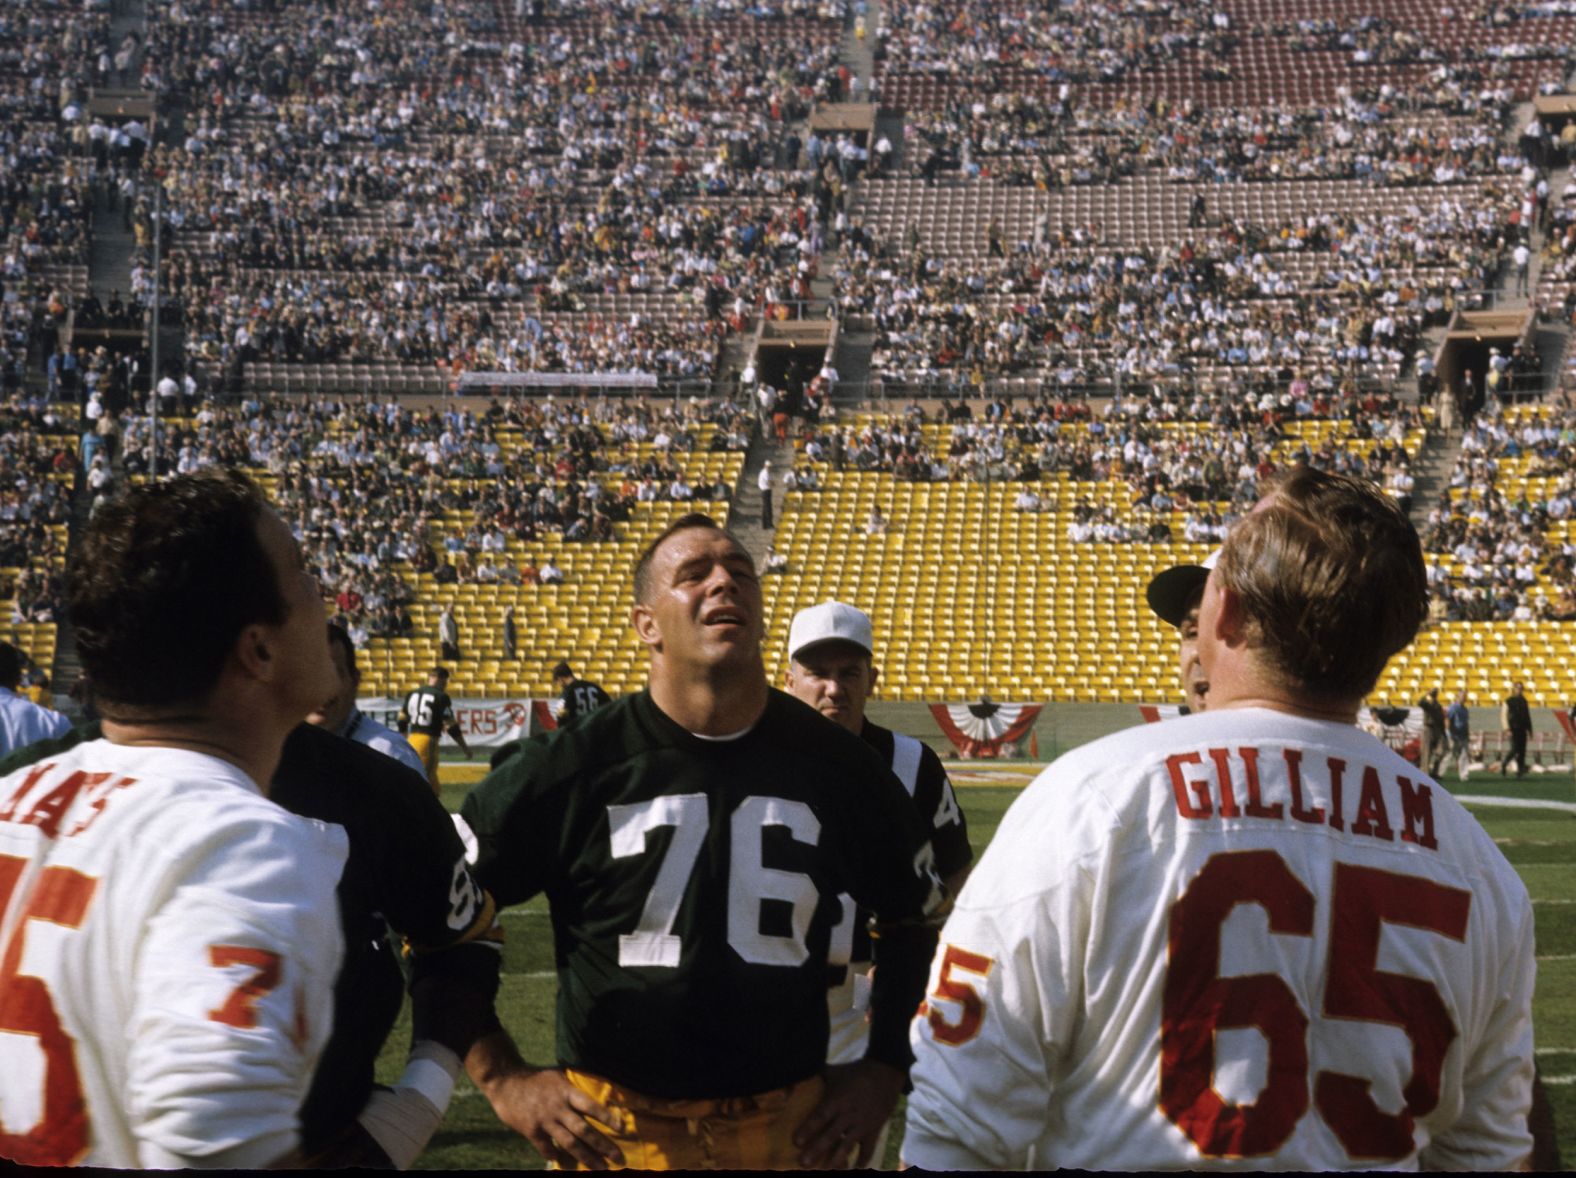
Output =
[{"x1": 929, "y1": 701, "x2": 1043, "y2": 759}]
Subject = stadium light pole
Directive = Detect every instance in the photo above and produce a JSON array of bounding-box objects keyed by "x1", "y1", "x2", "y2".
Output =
[{"x1": 150, "y1": 182, "x2": 161, "y2": 479}]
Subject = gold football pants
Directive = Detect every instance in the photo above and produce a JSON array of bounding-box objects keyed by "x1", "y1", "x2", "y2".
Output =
[
  {"x1": 407, "y1": 733, "x2": 440, "y2": 794},
  {"x1": 556, "y1": 1069, "x2": 826, "y2": 1170}
]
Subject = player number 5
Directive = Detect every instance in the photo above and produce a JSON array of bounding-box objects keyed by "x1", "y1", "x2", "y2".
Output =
[
  {"x1": 0, "y1": 855, "x2": 98, "y2": 1165},
  {"x1": 924, "y1": 944, "x2": 993, "y2": 1046}
]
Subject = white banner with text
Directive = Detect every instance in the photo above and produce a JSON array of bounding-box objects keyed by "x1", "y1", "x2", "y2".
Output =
[{"x1": 357, "y1": 696, "x2": 539, "y2": 748}]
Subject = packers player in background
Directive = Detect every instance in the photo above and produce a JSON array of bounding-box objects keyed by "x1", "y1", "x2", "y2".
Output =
[
  {"x1": 399, "y1": 664, "x2": 471, "y2": 791},
  {"x1": 552, "y1": 659, "x2": 612, "y2": 724},
  {"x1": 458, "y1": 514, "x2": 947, "y2": 1169},
  {"x1": 783, "y1": 600, "x2": 972, "y2": 1167}
]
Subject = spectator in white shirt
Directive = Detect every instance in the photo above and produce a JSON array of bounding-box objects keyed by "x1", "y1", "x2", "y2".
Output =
[{"x1": 0, "y1": 641, "x2": 71, "y2": 757}]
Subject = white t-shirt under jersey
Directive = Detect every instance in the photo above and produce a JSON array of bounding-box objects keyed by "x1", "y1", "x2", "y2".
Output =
[
  {"x1": 905, "y1": 707, "x2": 1535, "y2": 1171},
  {"x1": 0, "y1": 740, "x2": 348, "y2": 1168}
]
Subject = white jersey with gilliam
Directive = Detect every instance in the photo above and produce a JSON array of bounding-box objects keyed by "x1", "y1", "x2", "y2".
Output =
[
  {"x1": 905, "y1": 708, "x2": 1536, "y2": 1171},
  {"x1": 0, "y1": 740, "x2": 348, "y2": 1167}
]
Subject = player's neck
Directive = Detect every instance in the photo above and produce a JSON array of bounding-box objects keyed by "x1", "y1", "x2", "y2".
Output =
[
  {"x1": 99, "y1": 693, "x2": 289, "y2": 793},
  {"x1": 649, "y1": 662, "x2": 768, "y2": 736},
  {"x1": 1206, "y1": 662, "x2": 1359, "y2": 724}
]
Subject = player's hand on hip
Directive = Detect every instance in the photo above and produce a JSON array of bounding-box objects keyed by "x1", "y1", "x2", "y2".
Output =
[
  {"x1": 483, "y1": 1065, "x2": 624, "y2": 1170},
  {"x1": 795, "y1": 1059, "x2": 906, "y2": 1169}
]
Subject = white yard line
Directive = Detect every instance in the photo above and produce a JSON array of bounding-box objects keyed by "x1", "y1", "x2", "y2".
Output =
[{"x1": 1456, "y1": 795, "x2": 1576, "y2": 814}]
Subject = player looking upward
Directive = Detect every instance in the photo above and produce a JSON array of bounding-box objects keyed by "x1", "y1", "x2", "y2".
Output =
[
  {"x1": 783, "y1": 600, "x2": 972, "y2": 1167},
  {"x1": 459, "y1": 513, "x2": 947, "y2": 1170},
  {"x1": 398, "y1": 665, "x2": 470, "y2": 791},
  {"x1": 0, "y1": 469, "x2": 347, "y2": 1167},
  {"x1": 310, "y1": 622, "x2": 426, "y2": 776},
  {"x1": 905, "y1": 467, "x2": 1537, "y2": 1170}
]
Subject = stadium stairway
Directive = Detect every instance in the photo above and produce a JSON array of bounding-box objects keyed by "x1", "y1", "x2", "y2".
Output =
[
  {"x1": 1406, "y1": 430, "x2": 1462, "y2": 529},
  {"x1": 731, "y1": 434, "x2": 796, "y2": 569},
  {"x1": 47, "y1": 480, "x2": 93, "y2": 706}
]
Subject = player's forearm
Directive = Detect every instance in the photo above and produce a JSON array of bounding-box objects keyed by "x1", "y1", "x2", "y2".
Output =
[
  {"x1": 409, "y1": 939, "x2": 503, "y2": 1060},
  {"x1": 354, "y1": 1040, "x2": 463, "y2": 1169},
  {"x1": 866, "y1": 921, "x2": 939, "y2": 1070},
  {"x1": 465, "y1": 1026, "x2": 536, "y2": 1096}
]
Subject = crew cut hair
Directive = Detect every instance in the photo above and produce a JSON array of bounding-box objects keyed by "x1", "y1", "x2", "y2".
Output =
[
  {"x1": 1215, "y1": 466, "x2": 1427, "y2": 703},
  {"x1": 70, "y1": 469, "x2": 289, "y2": 709},
  {"x1": 631, "y1": 512, "x2": 753, "y2": 604}
]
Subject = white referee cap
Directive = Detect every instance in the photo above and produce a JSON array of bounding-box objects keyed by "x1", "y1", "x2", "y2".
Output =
[{"x1": 788, "y1": 601, "x2": 873, "y2": 662}]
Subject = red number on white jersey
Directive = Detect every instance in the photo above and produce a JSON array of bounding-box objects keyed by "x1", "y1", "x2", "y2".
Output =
[
  {"x1": 207, "y1": 946, "x2": 283, "y2": 1029},
  {"x1": 925, "y1": 944, "x2": 994, "y2": 1046},
  {"x1": 1161, "y1": 850, "x2": 1470, "y2": 1161},
  {"x1": 0, "y1": 853, "x2": 99, "y2": 1165}
]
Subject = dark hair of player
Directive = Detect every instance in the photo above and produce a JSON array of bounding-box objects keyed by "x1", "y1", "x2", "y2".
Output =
[
  {"x1": 69, "y1": 468, "x2": 289, "y2": 710},
  {"x1": 0, "y1": 641, "x2": 21, "y2": 689},
  {"x1": 632, "y1": 512, "x2": 752, "y2": 603},
  {"x1": 552, "y1": 661, "x2": 573, "y2": 680},
  {"x1": 1215, "y1": 465, "x2": 1427, "y2": 703},
  {"x1": 431, "y1": 666, "x2": 449, "y2": 681},
  {"x1": 327, "y1": 622, "x2": 360, "y2": 684}
]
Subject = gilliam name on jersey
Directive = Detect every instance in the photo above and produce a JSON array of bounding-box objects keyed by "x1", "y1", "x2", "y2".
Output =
[
  {"x1": 0, "y1": 762, "x2": 138, "y2": 839},
  {"x1": 1165, "y1": 746, "x2": 1439, "y2": 851}
]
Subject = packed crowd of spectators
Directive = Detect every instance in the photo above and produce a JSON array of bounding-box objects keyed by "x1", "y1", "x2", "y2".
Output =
[
  {"x1": 129, "y1": 0, "x2": 863, "y2": 386},
  {"x1": 843, "y1": 0, "x2": 1569, "y2": 391},
  {"x1": 4, "y1": 0, "x2": 1576, "y2": 676},
  {"x1": 0, "y1": 396, "x2": 76, "y2": 624},
  {"x1": 841, "y1": 187, "x2": 1511, "y2": 386},
  {"x1": 99, "y1": 391, "x2": 750, "y2": 644},
  {"x1": 1421, "y1": 401, "x2": 1576, "y2": 619},
  {"x1": 794, "y1": 386, "x2": 1423, "y2": 511}
]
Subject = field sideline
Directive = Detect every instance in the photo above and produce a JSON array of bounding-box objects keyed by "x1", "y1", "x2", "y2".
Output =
[{"x1": 387, "y1": 763, "x2": 1576, "y2": 1169}]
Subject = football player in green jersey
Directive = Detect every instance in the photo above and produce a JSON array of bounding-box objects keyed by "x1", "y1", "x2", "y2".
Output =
[
  {"x1": 460, "y1": 513, "x2": 947, "y2": 1170},
  {"x1": 398, "y1": 666, "x2": 471, "y2": 791}
]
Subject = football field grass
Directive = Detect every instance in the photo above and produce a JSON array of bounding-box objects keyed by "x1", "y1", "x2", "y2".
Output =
[{"x1": 388, "y1": 767, "x2": 1576, "y2": 1169}]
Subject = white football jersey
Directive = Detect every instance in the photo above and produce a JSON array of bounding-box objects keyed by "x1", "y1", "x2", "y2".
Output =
[
  {"x1": 905, "y1": 708, "x2": 1535, "y2": 1171},
  {"x1": 0, "y1": 740, "x2": 348, "y2": 1168}
]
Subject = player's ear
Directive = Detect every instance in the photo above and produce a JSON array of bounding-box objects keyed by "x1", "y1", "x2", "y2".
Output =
[
  {"x1": 630, "y1": 602, "x2": 661, "y2": 648},
  {"x1": 1212, "y1": 581, "x2": 1248, "y2": 647},
  {"x1": 867, "y1": 662, "x2": 880, "y2": 692},
  {"x1": 235, "y1": 622, "x2": 277, "y2": 682}
]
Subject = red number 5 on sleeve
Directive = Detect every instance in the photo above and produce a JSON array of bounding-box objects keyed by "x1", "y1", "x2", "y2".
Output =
[
  {"x1": 924, "y1": 944, "x2": 995, "y2": 1046},
  {"x1": 0, "y1": 854, "x2": 99, "y2": 1165}
]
